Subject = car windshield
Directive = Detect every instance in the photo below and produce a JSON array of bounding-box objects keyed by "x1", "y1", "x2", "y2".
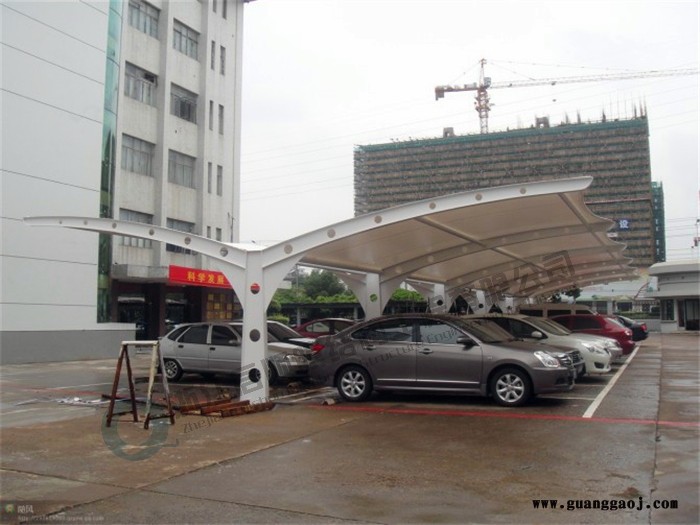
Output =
[
  {"x1": 267, "y1": 322, "x2": 302, "y2": 340},
  {"x1": 526, "y1": 316, "x2": 572, "y2": 336},
  {"x1": 454, "y1": 318, "x2": 516, "y2": 343}
]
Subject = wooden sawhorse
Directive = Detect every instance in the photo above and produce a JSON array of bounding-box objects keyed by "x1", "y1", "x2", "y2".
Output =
[{"x1": 105, "y1": 340, "x2": 175, "y2": 429}]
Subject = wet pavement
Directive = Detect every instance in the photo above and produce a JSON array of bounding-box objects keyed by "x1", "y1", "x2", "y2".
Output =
[{"x1": 0, "y1": 332, "x2": 697, "y2": 524}]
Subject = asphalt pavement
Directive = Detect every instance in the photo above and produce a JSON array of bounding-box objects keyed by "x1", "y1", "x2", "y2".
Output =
[{"x1": 0, "y1": 332, "x2": 698, "y2": 524}]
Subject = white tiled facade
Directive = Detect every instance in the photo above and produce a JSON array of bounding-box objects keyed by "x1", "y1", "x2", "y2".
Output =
[
  {"x1": 114, "y1": 0, "x2": 243, "y2": 273},
  {"x1": 111, "y1": 0, "x2": 245, "y2": 338}
]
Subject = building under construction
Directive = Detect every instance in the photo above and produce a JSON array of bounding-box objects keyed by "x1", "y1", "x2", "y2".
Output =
[{"x1": 354, "y1": 115, "x2": 661, "y2": 267}]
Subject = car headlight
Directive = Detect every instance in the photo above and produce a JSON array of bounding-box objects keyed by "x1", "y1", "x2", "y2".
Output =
[
  {"x1": 534, "y1": 351, "x2": 560, "y2": 368},
  {"x1": 582, "y1": 342, "x2": 608, "y2": 356}
]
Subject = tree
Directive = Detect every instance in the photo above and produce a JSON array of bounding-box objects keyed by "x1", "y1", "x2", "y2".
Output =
[
  {"x1": 303, "y1": 270, "x2": 347, "y2": 299},
  {"x1": 548, "y1": 286, "x2": 581, "y2": 303},
  {"x1": 391, "y1": 288, "x2": 424, "y2": 302}
]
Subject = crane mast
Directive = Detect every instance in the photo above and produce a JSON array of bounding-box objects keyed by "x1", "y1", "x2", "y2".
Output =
[{"x1": 435, "y1": 58, "x2": 699, "y2": 134}]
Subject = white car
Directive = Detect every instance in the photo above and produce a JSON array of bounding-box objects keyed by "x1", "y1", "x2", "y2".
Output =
[{"x1": 474, "y1": 314, "x2": 613, "y2": 376}]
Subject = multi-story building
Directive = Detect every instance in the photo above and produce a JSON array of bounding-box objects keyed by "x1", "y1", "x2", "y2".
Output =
[
  {"x1": 651, "y1": 181, "x2": 666, "y2": 263},
  {"x1": 354, "y1": 116, "x2": 660, "y2": 267},
  {"x1": 2, "y1": 1, "x2": 128, "y2": 363},
  {"x1": 110, "y1": 0, "x2": 247, "y2": 338},
  {"x1": 1, "y1": 0, "x2": 249, "y2": 363}
]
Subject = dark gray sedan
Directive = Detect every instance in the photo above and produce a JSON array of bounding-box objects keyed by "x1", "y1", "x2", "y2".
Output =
[{"x1": 309, "y1": 314, "x2": 575, "y2": 407}]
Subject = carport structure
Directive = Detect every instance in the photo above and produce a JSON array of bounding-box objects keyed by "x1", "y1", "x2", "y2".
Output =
[{"x1": 26, "y1": 176, "x2": 636, "y2": 402}]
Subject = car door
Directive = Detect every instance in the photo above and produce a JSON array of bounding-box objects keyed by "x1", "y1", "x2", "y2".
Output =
[
  {"x1": 207, "y1": 324, "x2": 242, "y2": 374},
  {"x1": 415, "y1": 318, "x2": 482, "y2": 389},
  {"x1": 350, "y1": 318, "x2": 417, "y2": 387},
  {"x1": 175, "y1": 324, "x2": 211, "y2": 372}
]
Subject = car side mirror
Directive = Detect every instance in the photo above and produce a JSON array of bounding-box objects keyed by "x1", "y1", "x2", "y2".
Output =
[
  {"x1": 231, "y1": 339, "x2": 241, "y2": 347},
  {"x1": 457, "y1": 336, "x2": 477, "y2": 349},
  {"x1": 530, "y1": 331, "x2": 544, "y2": 339}
]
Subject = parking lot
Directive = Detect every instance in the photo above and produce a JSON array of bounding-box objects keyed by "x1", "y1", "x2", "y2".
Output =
[{"x1": 0, "y1": 332, "x2": 698, "y2": 524}]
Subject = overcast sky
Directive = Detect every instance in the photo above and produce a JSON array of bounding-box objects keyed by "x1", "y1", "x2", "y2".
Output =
[{"x1": 239, "y1": 0, "x2": 699, "y2": 261}]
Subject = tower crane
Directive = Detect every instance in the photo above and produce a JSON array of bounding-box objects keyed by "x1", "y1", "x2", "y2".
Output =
[{"x1": 435, "y1": 58, "x2": 699, "y2": 134}]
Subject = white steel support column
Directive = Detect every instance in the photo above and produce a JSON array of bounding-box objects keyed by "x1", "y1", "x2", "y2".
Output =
[
  {"x1": 407, "y1": 282, "x2": 448, "y2": 313},
  {"x1": 340, "y1": 272, "x2": 383, "y2": 319},
  {"x1": 239, "y1": 250, "x2": 268, "y2": 403},
  {"x1": 337, "y1": 271, "x2": 403, "y2": 320}
]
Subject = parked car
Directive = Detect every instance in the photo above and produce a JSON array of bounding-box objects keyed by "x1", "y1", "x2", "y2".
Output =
[
  {"x1": 234, "y1": 319, "x2": 316, "y2": 348},
  {"x1": 309, "y1": 314, "x2": 575, "y2": 407},
  {"x1": 516, "y1": 303, "x2": 594, "y2": 318},
  {"x1": 295, "y1": 318, "x2": 356, "y2": 338},
  {"x1": 468, "y1": 314, "x2": 608, "y2": 376},
  {"x1": 520, "y1": 315, "x2": 624, "y2": 363},
  {"x1": 550, "y1": 314, "x2": 636, "y2": 355},
  {"x1": 160, "y1": 322, "x2": 311, "y2": 383},
  {"x1": 612, "y1": 315, "x2": 649, "y2": 341}
]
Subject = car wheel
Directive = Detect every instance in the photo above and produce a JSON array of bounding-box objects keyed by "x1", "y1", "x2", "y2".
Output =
[
  {"x1": 490, "y1": 367, "x2": 532, "y2": 407},
  {"x1": 163, "y1": 359, "x2": 183, "y2": 382},
  {"x1": 267, "y1": 362, "x2": 279, "y2": 385},
  {"x1": 337, "y1": 365, "x2": 372, "y2": 402}
]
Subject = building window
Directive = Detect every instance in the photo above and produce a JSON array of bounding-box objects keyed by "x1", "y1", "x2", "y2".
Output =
[
  {"x1": 168, "y1": 150, "x2": 196, "y2": 188},
  {"x1": 220, "y1": 46, "x2": 226, "y2": 75},
  {"x1": 173, "y1": 19, "x2": 199, "y2": 60},
  {"x1": 206, "y1": 226, "x2": 211, "y2": 238},
  {"x1": 212, "y1": 0, "x2": 217, "y2": 13},
  {"x1": 124, "y1": 63, "x2": 156, "y2": 106},
  {"x1": 170, "y1": 84, "x2": 197, "y2": 123},
  {"x1": 218, "y1": 104, "x2": 224, "y2": 134},
  {"x1": 121, "y1": 134, "x2": 154, "y2": 176},
  {"x1": 207, "y1": 162, "x2": 213, "y2": 193},
  {"x1": 166, "y1": 218, "x2": 195, "y2": 253},
  {"x1": 222, "y1": 0, "x2": 227, "y2": 19},
  {"x1": 210, "y1": 41, "x2": 216, "y2": 70},
  {"x1": 209, "y1": 100, "x2": 214, "y2": 130},
  {"x1": 216, "y1": 227, "x2": 222, "y2": 241},
  {"x1": 661, "y1": 299, "x2": 675, "y2": 321},
  {"x1": 216, "y1": 165, "x2": 223, "y2": 196},
  {"x1": 128, "y1": 0, "x2": 159, "y2": 38},
  {"x1": 119, "y1": 209, "x2": 153, "y2": 248}
]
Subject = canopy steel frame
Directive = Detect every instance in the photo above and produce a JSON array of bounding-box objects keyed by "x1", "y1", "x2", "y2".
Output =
[{"x1": 26, "y1": 176, "x2": 635, "y2": 402}]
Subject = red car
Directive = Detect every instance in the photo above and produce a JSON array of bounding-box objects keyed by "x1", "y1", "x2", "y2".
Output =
[
  {"x1": 294, "y1": 318, "x2": 356, "y2": 338},
  {"x1": 550, "y1": 314, "x2": 636, "y2": 355}
]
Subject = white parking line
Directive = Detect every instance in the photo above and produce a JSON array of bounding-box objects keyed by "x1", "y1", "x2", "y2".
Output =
[
  {"x1": 542, "y1": 396, "x2": 598, "y2": 401},
  {"x1": 582, "y1": 346, "x2": 640, "y2": 418}
]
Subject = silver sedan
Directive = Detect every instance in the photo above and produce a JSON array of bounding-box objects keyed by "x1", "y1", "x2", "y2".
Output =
[{"x1": 160, "y1": 322, "x2": 311, "y2": 383}]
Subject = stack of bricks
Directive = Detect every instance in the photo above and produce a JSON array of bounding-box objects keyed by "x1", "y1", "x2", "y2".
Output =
[{"x1": 179, "y1": 398, "x2": 275, "y2": 418}]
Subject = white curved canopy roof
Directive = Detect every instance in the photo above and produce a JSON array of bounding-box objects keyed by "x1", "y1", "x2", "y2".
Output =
[
  {"x1": 26, "y1": 176, "x2": 636, "y2": 402},
  {"x1": 292, "y1": 176, "x2": 636, "y2": 302},
  {"x1": 26, "y1": 176, "x2": 636, "y2": 309}
]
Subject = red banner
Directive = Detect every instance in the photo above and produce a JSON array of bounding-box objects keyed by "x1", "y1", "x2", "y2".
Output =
[{"x1": 168, "y1": 265, "x2": 231, "y2": 289}]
